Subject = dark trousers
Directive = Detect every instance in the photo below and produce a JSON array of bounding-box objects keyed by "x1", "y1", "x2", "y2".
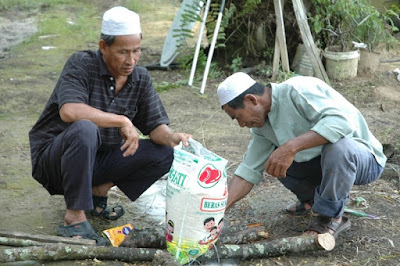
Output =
[{"x1": 34, "y1": 120, "x2": 173, "y2": 210}]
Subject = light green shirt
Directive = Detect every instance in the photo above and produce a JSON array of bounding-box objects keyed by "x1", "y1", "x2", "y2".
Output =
[{"x1": 235, "y1": 76, "x2": 386, "y2": 184}]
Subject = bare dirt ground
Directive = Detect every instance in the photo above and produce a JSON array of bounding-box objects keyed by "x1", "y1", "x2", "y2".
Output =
[{"x1": 1, "y1": 1, "x2": 400, "y2": 265}]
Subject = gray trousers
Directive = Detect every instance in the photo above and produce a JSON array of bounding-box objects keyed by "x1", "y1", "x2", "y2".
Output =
[{"x1": 279, "y1": 137, "x2": 383, "y2": 218}]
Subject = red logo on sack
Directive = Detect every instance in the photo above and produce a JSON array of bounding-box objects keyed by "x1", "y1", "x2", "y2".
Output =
[{"x1": 198, "y1": 165, "x2": 222, "y2": 188}]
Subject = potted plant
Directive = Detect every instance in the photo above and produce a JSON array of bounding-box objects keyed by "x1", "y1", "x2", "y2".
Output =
[{"x1": 307, "y1": 0, "x2": 394, "y2": 79}]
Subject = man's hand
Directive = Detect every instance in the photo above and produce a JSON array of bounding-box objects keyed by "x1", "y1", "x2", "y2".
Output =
[
  {"x1": 149, "y1": 124, "x2": 192, "y2": 147},
  {"x1": 119, "y1": 117, "x2": 139, "y2": 157},
  {"x1": 265, "y1": 131, "x2": 329, "y2": 177},
  {"x1": 168, "y1": 132, "x2": 192, "y2": 147},
  {"x1": 265, "y1": 144, "x2": 295, "y2": 177}
]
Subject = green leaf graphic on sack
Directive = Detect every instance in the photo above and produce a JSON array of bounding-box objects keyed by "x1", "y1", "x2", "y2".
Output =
[{"x1": 197, "y1": 164, "x2": 222, "y2": 188}]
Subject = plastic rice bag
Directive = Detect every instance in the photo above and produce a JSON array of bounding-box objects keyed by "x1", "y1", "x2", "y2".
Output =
[{"x1": 165, "y1": 139, "x2": 228, "y2": 264}]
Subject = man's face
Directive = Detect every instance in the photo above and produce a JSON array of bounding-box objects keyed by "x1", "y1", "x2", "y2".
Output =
[
  {"x1": 223, "y1": 97, "x2": 266, "y2": 128},
  {"x1": 100, "y1": 34, "x2": 141, "y2": 78}
]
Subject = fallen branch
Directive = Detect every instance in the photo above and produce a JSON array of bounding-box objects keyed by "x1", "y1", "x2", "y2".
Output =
[
  {"x1": 0, "y1": 234, "x2": 334, "y2": 263},
  {"x1": 0, "y1": 237, "x2": 46, "y2": 247},
  {"x1": 121, "y1": 225, "x2": 269, "y2": 248},
  {"x1": 0, "y1": 230, "x2": 95, "y2": 246},
  {"x1": 0, "y1": 244, "x2": 173, "y2": 264}
]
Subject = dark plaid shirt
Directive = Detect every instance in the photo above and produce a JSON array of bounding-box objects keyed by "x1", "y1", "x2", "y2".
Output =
[{"x1": 29, "y1": 49, "x2": 170, "y2": 175}]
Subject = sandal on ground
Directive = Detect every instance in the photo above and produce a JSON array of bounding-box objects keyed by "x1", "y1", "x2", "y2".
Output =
[
  {"x1": 285, "y1": 200, "x2": 313, "y2": 215},
  {"x1": 306, "y1": 216, "x2": 351, "y2": 238},
  {"x1": 91, "y1": 195, "x2": 125, "y2": 220},
  {"x1": 56, "y1": 220, "x2": 110, "y2": 246}
]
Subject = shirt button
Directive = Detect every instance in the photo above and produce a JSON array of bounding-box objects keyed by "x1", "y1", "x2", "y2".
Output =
[
  {"x1": 110, "y1": 77, "x2": 114, "y2": 81},
  {"x1": 110, "y1": 86, "x2": 114, "y2": 90},
  {"x1": 112, "y1": 100, "x2": 115, "y2": 103}
]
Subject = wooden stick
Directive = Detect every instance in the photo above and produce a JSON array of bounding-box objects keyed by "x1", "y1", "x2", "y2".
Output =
[
  {"x1": 0, "y1": 237, "x2": 46, "y2": 247},
  {"x1": 0, "y1": 230, "x2": 96, "y2": 246}
]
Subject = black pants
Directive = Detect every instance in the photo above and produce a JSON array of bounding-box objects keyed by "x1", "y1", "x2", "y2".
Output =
[{"x1": 34, "y1": 120, "x2": 173, "y2": 210}]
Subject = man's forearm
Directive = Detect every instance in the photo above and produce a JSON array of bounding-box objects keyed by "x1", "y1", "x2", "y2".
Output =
[
  {"x1": 226, "y1": 175, "x2": 254, "y2": 211},
  {"x1": 60, "y1": 103, "x2": 130, "y2": 128}
]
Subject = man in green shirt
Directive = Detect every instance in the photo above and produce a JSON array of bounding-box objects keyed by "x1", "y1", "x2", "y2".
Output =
[{"x1": 218, "y1": 72, "x2": 386, "y2": 237}]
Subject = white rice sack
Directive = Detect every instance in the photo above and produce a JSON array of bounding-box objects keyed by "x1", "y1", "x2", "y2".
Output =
[{"x1": 165, "y1": 139, "x2": 228, "y2": 264}]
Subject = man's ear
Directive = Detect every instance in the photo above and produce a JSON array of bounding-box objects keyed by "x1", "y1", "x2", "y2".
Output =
[
  {"x1": 244, "y1": 94, "x2": 258, "y2": 106},
  {"x1": 99, "y1": 39, "x2": 107, "y2": 54}
]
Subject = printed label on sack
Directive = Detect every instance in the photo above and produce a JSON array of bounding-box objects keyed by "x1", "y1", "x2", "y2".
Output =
[{"x1": 197, "y1": 164, "x2": 222, "y2": 188}]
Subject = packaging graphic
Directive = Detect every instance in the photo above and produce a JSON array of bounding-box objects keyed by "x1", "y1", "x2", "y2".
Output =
[
  {"x1": 102, "y1": 223, "x2": 133, "y2": 247},
  {"x1": 166, "y1": 139, "x2": 228, "y2": 264}
]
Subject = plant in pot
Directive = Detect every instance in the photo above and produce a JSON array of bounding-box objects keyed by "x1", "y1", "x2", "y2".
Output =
[{"x1": 307, "y1": 0, "x2": 395, "y2": 80}]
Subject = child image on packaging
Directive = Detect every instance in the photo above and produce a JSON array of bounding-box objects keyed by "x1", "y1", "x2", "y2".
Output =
[
  {"x1": 166, "y1": 219, "x2": 174, "y2": 242},
  {"x1": 217, "y1": 218, "x2": 224, "y2": 236},
  {"x1": 198, "y1": 217, "x2": 215, "y2": 245}
]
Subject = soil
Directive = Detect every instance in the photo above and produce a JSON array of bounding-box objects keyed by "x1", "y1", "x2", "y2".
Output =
[{"x1": 1, "y1": 1, "x2": 400, "y2": 265}]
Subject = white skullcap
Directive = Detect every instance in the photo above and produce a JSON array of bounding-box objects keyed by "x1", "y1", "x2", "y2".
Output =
[
  {"x1": 101, "y1": 6, "x2": 141, "y2": 36},
  {"x1": 217, "y1": 72, "x2": 256, "y2": 106}
]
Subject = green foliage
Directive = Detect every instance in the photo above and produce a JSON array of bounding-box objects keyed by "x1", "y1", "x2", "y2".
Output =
[
  {"x1": 229, "y1": 56, "x2": 242, "y2": 72},
  {"x1": 172, "y1": 0, "x2": 203, "y2": 49},
  {"x1": 154, "y1": 81, "x2": 181, "y2": 93},
  {"x1": 308, "y1": 0, "x2": 398, "y2": 51},
  {"x1": 240, "y1": 0, "x2": 262, "y2": 16}
]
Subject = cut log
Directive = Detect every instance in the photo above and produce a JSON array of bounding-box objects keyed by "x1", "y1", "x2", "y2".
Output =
[
  {"x1": 198, "y1": 233, "x2": 335, "y2": 262},
  {"x1": 0, "y1": 234, "x2": 334, "y2": 263}
]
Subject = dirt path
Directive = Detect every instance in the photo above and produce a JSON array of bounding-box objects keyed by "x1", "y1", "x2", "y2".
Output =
[{"x1": 1, "y1": 0, "x2": 400, "y2": 265}]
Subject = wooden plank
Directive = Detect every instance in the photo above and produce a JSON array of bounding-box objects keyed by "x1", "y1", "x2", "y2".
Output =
[
  {"x1": 292, "y1": 0, "x2": 330, "y2": 84},
  {"x1": 0, "y1": 230, "x2": 96, "y2": 246},
  {"x1": 273, "y1": 0, "x2": 290, "y2": 73},
  {"x1": 272, "y1": 0, "x2": 285, "y2": 79}
]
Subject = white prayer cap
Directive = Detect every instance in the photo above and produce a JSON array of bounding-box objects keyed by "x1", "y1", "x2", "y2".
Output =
[
  {"x1": 217, "y1": 72, "x2": 256, "y2": 106},
  {"x1": 101, "y1": 6, "x2": 141, "y2": 36}
]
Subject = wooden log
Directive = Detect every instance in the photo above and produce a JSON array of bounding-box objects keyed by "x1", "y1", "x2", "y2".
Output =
[
  {"x1": 0, "y1": 234, "x2": 334, "y2": 263},
  {"x1": 120, "y1": 225, "x2": 269, "y2": 248},
  {"x1": 198, "y1": 233, "x2": 335, "y2": 262},
  {"x1": 0, "y1": 244, "x2": 164, "y2": 263},
  {"x1": 0, "y1": 230, "x2": 96, "y2": 246}
]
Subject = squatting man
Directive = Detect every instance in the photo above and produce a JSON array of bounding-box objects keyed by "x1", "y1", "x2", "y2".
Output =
[
  {"x1": 29, "y1": 6, "x2": 192, "y2": 245},
  {"x1": 218, "y1": 72, "x2": 386, "y2": 238}
]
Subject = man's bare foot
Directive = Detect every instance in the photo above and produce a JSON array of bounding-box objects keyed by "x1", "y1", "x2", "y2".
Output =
[
  {"x1": 64, "y1": 209, "x2": 87, "y2": 226},
  {"x1": 286, "y1": 200, "x2": 313, "y2": 215},
  {"x1": 287, "y1": 201, "x2": 313, "y2": 212},
  {"x1": 92, "y1": 182, "x2": 114, "y2": 213}
]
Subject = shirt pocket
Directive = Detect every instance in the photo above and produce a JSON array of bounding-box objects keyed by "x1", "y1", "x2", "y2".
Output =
[{"x1": 114, "y1": 106, "x2": 138, "y2": 121}]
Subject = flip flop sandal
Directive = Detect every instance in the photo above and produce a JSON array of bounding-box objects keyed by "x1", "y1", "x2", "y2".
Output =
[
  {"x1": 306, "y1": 215, "x2": 351, "y2": 238},
  {"x1": 91, "y1": 195, "x2": 125, "y2": 220},
  {"x1": 56, "y1": 220, "x2": 110, "y2": 246},
  {"x1": 285, "y1": 200, "x2": 313, "y2": 215}
]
